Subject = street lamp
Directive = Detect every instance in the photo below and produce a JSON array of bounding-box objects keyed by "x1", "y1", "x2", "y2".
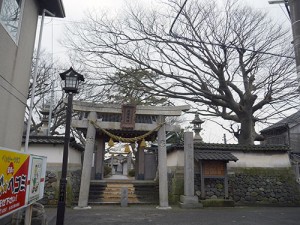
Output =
[{"x1": 56, "y1": 67, "x2": 84, "y2": 225}]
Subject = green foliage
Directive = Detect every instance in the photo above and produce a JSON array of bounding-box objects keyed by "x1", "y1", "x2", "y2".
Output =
[
  {"x1": 168, "y1": 170, "x2": 184, "y2": 204},
  {"x1": 128, "y1": 169, "x2": 135, "y2": 177},
  {"x1": 232, "y1": 167, "x2": 299, "y2": 189},
  {"x1": 216, "y1": 183, "x2": 224, "y2": 190},
  {"x1": 201, "y1": 199, "x2": 234, "y2": 207},
  {"x1": 66, "y1": 181, "x2": 73, "y2": 207},
  {"x1": 106, "y1": 68, "x2": 170, "y2": 106},
  {"x1": 104, "y1": 165, "x2": 112, "y2": 177},
  {"x1": 166, "y1": 130, "x2": 185, "y2": 144},
  {"x1": 233, "y1": 167, "x2": 293, "y2": 178}
]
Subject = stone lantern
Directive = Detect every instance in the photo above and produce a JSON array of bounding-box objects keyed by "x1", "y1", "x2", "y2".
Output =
[{"x1": 191, "y1": 112, "x2": 204, "y2": 142}]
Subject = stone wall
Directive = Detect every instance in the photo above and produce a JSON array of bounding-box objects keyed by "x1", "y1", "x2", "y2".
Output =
[
  {"x1": 229, "y1": 168, "x2": 300, "y2": 206},
  {"x1": 194, "y1": 176, "x2": 226, "y2": 199},
  {"x1": 39, "y1": 171, "x2": 57, "y2": 205},
  {"x1": 168, "y1": 166, "x2": 300, "y2": 206},
  {"x1": 194, "y1": 168, "x2": 300, "y2": 206},
  {"x1": 39, "y1": 170, "x2": 81, "y2": 206},
  {"x1": 69, "y1": 170, "x2": 81, "y2": 205},
  {"x1": 167, "y1": 167, "x2": 184, "y2": 204}
]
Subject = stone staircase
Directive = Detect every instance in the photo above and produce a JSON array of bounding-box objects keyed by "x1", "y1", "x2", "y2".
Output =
[{"x1": 87, "y1": 180, "x2": 159, "y2": 205}]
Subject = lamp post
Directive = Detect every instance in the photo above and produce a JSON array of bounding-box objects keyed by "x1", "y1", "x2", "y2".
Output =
[{"x1": 56, "y1": 67, "x2": 84, "y2": 225}]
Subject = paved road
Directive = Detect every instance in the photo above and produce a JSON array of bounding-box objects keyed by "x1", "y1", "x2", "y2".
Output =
[{"x1": 46, "y1": 205, "x2": 300, "y2": 225}]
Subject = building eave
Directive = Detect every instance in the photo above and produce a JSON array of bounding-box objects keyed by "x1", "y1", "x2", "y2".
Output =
[
  {"x1": 167, "y1": 142, "x2": 290, "y2": 153},
  {"x1": 22, "y1": 136, "x2": 84, "y2": 152},
  {"x1": 195, "y1": 150, "x2": 238, "y2": 162},
  {"x1": 37, "y1": 0, "x2": 65, "y2": 18}
]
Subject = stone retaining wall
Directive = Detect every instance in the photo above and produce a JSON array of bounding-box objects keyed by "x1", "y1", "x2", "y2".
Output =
[
  {"x1": 39, "y1": 170, "x2": 81, "y2": 206},
  {"x1": 194, "y1": 176, "x2": 226, "y2": 199},
  {"x1": 193, "y1": 168, "x2": 300, "y2": 206},
  {"x1": 169, "y1": 167, "x2": 300, "y2": 206},
  {"x1": 229, "y1": 168, "x2": 300, "y2": 206}
]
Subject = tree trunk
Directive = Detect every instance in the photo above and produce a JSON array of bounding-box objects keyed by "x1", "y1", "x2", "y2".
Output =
[{"x1": 238, "y1": 114, "x2": 255, "y2": 145}]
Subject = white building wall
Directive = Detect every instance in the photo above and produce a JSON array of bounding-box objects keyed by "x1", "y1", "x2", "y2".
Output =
[
  {"x1": 228, "y1": 152, "x2": 291, "y2": 168},
  {"x1": 167, "y1": 150, "x2": 291, "y2": 169},
  {"x1": 21, "y1": 144, "x2": 82, "y2": 170},
  {"x1": 167, "y1": 150, "x2": 184, "y2": 167}
]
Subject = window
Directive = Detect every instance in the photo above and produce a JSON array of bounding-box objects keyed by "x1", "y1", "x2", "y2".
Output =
[{"x1": 0, "y1": 0, "x2": 23, "y2": 43}]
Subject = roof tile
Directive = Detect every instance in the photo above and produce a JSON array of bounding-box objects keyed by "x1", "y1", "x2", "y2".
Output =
[
  {"x1": 195, "y1": 150, "x2": 238, "y2": 161},
  {"x1": 170, "y1": 142, "x2": 289, "y2": 152}
]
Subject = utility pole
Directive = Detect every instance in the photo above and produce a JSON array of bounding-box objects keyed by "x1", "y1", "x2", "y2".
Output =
[
  {"x1": 269, "y1": 1, "x2": 300, "y2": 88},
  {"x1": 289, "y1": 0, "x2": 300, "y2": 89},
  {"x1": 223, "y1": 133, "x2": 227, "y2": 144}
]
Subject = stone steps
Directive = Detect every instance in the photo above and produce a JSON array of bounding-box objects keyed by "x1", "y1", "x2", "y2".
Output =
[{"x1": 86, "y1": 180, "x2": 159, "y2": 205}]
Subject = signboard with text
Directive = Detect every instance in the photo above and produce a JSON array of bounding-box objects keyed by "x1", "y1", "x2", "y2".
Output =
[
  {"x1": 27, "y1": 155, "x2": 47, "y2": 204},
  {"x1": 0, "y1": 148, "x2": 30, "y2": 218},
  {"x1": 203, "y1": 161, "x2": 226, "y2": 177},
  {"x1": 0, "y1": 148, "x2": 47, "y2": 219}
]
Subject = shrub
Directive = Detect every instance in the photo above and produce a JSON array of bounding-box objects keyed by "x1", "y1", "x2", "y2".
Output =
[
  {"x1": 128, "y1": 169, "x2": 135, "y2": 177},
  {"x1": 104, "y1": 165, "x2": 112, "y2": 177}
]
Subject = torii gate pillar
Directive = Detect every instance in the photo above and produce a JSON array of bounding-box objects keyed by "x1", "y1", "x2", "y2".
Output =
[
  {"x1": 157, "y1": 115, "x2": 171, "y2": 209},
  {"x1": 75, "y1": 111, "x2": 97, "y2": 209},
  {"x1": 70, "y1": 102, "x2": 190, "y2": 208}
]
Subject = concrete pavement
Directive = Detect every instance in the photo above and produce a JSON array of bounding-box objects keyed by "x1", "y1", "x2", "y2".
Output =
[{"x1": 46, "y1": 205, "x2": 300, "y2": 225}]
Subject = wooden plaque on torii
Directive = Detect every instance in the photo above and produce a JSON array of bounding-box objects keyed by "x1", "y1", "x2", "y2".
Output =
[{"x1": 120, "y1": 104, "x2": 136, "y2": 130}]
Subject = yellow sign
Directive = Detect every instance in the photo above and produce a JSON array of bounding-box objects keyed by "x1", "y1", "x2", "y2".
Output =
[{"x1": 0, "y1": 148, "x2": 30, "y2": 218}]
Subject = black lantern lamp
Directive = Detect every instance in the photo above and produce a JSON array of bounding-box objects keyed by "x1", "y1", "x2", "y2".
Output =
[
  {"x1": 56, "y1": 67, "x2": 84, "y2": 225},
  {"x1": 190, "y1": 112, "x2": 204, "y2": 142},
  {"x1": 60, "y1": 67, "x2": 84, "y2": 93}
]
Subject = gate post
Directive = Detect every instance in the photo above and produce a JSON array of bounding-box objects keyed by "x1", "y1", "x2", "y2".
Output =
[
  {"x1": 180, "y1": 132, "x2": 202, "y2": 208},
  {"x1": 75, "y1": 111, "x2": 97, "y2": 209},
  {"x1": 157, "y1": 115, "x2": 171, "y2": 209}
]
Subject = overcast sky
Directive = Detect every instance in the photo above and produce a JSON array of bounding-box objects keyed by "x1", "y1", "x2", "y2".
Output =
[
  {"x1": 37, "y1": 0, "x2": 292, "y2": 144},
  {"x1": 40, "y1": 0, "x2": 290, "y2": 61}
]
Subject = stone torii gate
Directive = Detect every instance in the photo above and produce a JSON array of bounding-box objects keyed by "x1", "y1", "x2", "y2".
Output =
[{"x1": 70, "y1": 101, "x2": 190, "y2": 209}]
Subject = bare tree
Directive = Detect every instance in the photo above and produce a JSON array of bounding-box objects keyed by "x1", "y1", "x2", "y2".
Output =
[
  {"x1": 105, "y1": 68, "x2": 171, "y2": 105},
  {"x1": 25, "y1": 51, "x2": 57, "y2": 134},
  {"x1": 26, "y1": 52, "x2": 74, "y2": 136},
  {"x1": 25, "y1": 52, "x2": 110, "y2": 141},
  {"x1": 64, "y1": 0, "x2": 298, "y2": 145}
]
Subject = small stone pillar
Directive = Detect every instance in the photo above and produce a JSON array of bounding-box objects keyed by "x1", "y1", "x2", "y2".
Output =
[
  {"x1": 111, "y1": 154, "x2": 115, "y2": 175},
  {"x1": 180, "y1": 132, "x2": 202, "y2": 208},
  {"x1": 120, "y1": 187, "x2": 128, "y2": 207},
  {"x1": 157, "y1": 115, "x2": 171, "y2": 209},
  {"x1": 75, "y1": 111, "x2": 97, "y2": 209},
  {"x1": 127, "y1": 152, "x2": 132, "y2": 175}
]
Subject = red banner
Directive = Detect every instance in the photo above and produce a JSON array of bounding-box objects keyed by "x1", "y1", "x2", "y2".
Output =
[{"x1": 0, "y1": 149, "x2": 30, "y2": 218}]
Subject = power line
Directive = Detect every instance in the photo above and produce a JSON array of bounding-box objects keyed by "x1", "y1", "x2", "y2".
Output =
[
  {"x1": 167, "y1": 0, "x2": 293, "y2": 59},
  {"x1": 0, "y1": 83, "x2": 27, "y2": 106},
  {"x1": 0, "y1": 74, "x2": 27, "y2": 99},
  {"x1": 279, "y1": 4, "x2": 291, "y2": 20},
  {"x1": 169, "y1": 0, "x2": 189, "y2": 35}
]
